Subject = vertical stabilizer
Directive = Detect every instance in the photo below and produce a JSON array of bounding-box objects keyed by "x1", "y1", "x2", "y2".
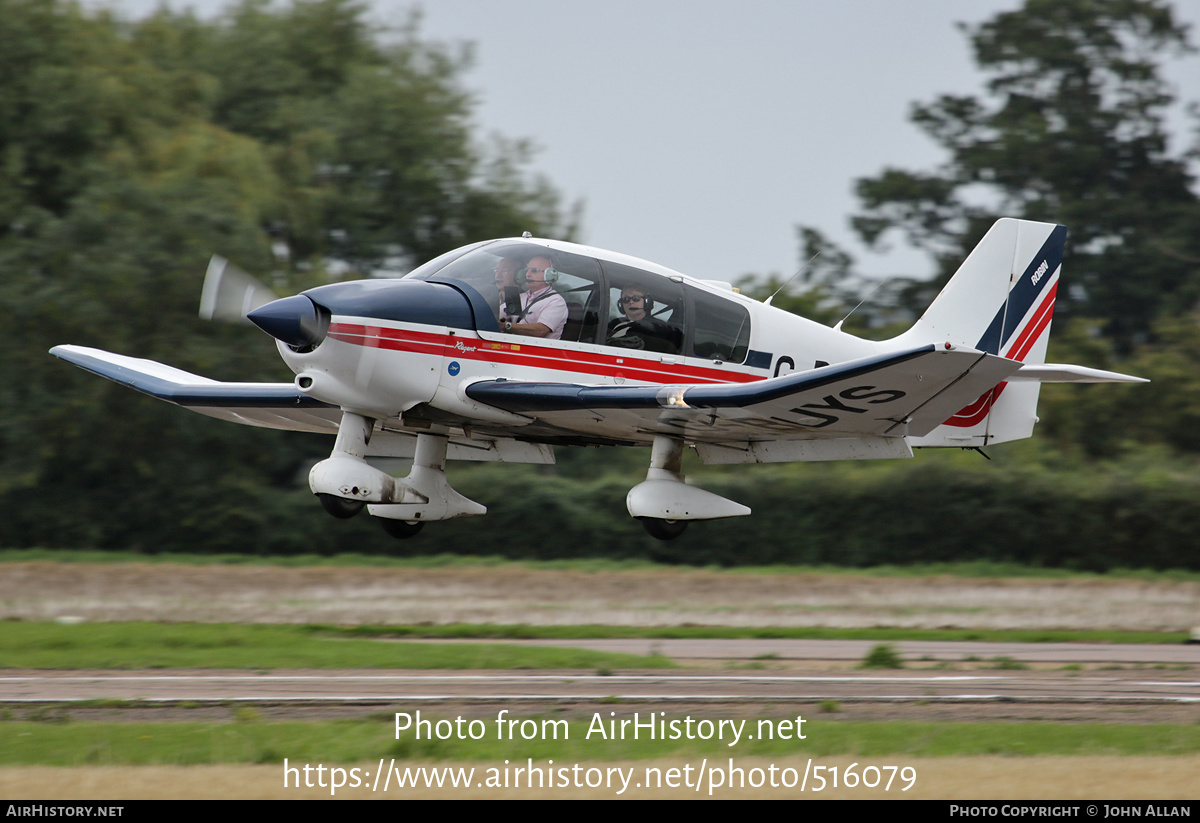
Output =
[{"x1": 899, "y1": 218, "x2": 1066, "y2": 447}]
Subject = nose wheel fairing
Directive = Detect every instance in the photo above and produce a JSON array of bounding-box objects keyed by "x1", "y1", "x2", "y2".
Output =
[
  {"x1": 309, "y1": 412, "x2": 486, "y2": 528},
  {"x1": 366, "y1": 430, "x2": 486, "y2": 523}
]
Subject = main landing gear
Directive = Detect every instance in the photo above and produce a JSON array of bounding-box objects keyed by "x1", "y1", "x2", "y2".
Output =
[
  {"x1": 310, "y1": 418, "x2": 750, "y2": 544},
  {"x1": 379, "y1": 518, "x2": 424, "y2": 539},
  {"x1": 308, "y1": 412, "x2": 485, "y2": 540},
  {"x1": 626, "y1": 436, "x2": 751, "y2": 541},
  {"x1": 638, "y1": 517, "x2": 688, "y2": 540}
]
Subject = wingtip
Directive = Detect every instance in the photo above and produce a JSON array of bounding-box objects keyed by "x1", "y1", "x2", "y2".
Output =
[{"x1": 49, "y1": 344, "x2": 81, "y2": 360}]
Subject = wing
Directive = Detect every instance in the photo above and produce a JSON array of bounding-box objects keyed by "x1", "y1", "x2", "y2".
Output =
[
  {"x1": 51, "y1": 345, "x2": 339, "y2": 432},
  {"x1": 49, "y1": 346, "x2": 553, "y2": 464},
  {"x1": 466, "y1": 345, "x2": 1024, "y2": 461}
]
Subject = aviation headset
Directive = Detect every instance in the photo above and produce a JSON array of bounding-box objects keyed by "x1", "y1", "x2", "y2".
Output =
[
  {"x1": 617, "y1": 289, "x2": 654, "y2": 315},
  {"x1": 517, "y1": 260, "x2": 560, "y2": 287}
]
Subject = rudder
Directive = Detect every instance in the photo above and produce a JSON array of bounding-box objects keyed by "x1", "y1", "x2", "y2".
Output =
[{"x1": 899, "y1": 218, "x2": 1066, "y2": 447}]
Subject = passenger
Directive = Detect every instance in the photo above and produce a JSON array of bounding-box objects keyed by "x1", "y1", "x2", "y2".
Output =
[
  {"x1": 493, "y1": 257, "x2": 522, "y2": 321},
  {"x1": 607, "y1": 286, "x2": 677, "y2": 352},
  {"x1": 502, "y1": 255, "x2": 569, "y2": 339}
]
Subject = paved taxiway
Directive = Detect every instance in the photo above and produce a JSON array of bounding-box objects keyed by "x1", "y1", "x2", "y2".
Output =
[{"x1": 1, "y1": 640, "x2": 1194, "y2": 706}]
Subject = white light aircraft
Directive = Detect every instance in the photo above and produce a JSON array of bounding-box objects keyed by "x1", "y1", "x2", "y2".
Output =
[{"x1": 52, "y1": 218, "x2": 1145, "y2": 540}]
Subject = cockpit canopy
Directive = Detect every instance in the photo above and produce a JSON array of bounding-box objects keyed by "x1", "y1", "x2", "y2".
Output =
[{"x1": 405, "y1": 240, "x2": 751, "y2": 363}]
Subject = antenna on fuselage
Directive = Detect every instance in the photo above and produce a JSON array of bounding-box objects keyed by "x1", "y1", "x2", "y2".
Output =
[
  {"x1": 832, "y1": 276, "x2": 892, "y2": 332},
  {"x1": 763, "y1": 251, "x2": 821, "y2": 306}
]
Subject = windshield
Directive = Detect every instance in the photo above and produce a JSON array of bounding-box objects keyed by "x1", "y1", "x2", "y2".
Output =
[
  {"x1": 402, "y1": 240, "x2": 493, "y2": 281},
  {"x1": 404, "y1": 241, "x2": 751, "y2": 359},
  {"x1": 409, "y1": 241, "x2": 604, "y2": 343}
]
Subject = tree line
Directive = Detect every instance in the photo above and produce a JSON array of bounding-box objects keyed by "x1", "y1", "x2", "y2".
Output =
[
  {"x1": 766, "y1": 0, "x2": 1200, "y2": 462},
  {"x1": 0, "y1": 0, "x2": 568, "y2": 550}
]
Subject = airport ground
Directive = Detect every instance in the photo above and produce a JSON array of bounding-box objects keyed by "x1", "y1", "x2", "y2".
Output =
[
  {"x1": 2, "y1": 559, "x2": 1195, "y2": 631},
  {"x1": 0, "y1": 558, "x2": 1196, "y2": 799}
]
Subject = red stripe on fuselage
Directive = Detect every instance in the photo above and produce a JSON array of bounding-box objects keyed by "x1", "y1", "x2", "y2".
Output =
[
  {"x1": 326, "y1": 321, "x2": 764, "y2": 385},
  {"x1": 943, "y1": 282, "x2": 1058, "y2": 428},
  {"x1": 328, "y1": 323, "x2": 446, "y2": 356}
]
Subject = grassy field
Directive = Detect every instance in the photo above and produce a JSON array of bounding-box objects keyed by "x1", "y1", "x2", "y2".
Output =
[
  {"x1": 2, "y1": 554, "x2": 1196, "y2": 799},
  {"x1": 0, "y1": 621, "x2": 1188, "y2": 671},
  {"x1": 4, "y1": 756, "x2": 1198, "y2": 799},
  {"x1": 4, "y1": 552, "x2": 1196, "y2": 632},
  {"x1": 0, "y1": 622, "x2": 672, "y2": 670},
  {"x1": 3, "y1": 717, "x2": 1199, "y2": 766}
]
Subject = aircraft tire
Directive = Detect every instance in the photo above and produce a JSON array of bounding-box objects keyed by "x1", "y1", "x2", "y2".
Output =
[
  {"x1": 317, "y1": 493, "x2": 365, "y2": 520},
  {"x1": 380, "y1": 518, "x2": 424, "y2": 540},
  {"x1": 640, "y1": 517, "x2": 688, "y2": 541}
]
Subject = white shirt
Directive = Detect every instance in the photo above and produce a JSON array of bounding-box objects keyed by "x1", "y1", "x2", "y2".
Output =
[{"x1": 516, "y1": 286, "x2": 568, "y2": 340}]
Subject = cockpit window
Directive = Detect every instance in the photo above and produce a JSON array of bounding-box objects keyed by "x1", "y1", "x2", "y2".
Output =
[
  {"x1": 404, "y1": 243, "x2": 750, "y2": 361},
  {"x1": 688, "y1": 286, "x2": 750, "y2": 363},
  {"x1": 407, "y1": 242, "x2": 603, "y2": 343},
  {"x1": 599, "y1": 262, "x2": 685, "y2": 355}
]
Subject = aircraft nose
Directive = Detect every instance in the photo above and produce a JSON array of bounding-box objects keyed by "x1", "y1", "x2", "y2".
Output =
[{"x1": 247, "y1": 295, "x2": 330, "y2": 350}]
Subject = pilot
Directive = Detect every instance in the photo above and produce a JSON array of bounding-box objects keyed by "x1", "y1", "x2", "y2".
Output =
[
  {"x1": 493, "y1": 257, "x2": 522, "y2": 321},
  {"x1": 502, "y1": 255, "x2": 568, "y2": 339},
  {"x1": 606, "y1": 286, "x2": 677, "y2": 352}
]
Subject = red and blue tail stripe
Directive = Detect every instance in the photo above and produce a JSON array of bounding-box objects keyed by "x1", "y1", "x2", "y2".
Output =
[{"x1": 943, "y1": 225, "x2": 1066, "y2": 428}]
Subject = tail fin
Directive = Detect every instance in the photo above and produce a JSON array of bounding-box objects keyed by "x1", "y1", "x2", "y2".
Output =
[{"x1": 900, "y1": 218, "x2": 1066, "y2": 447}]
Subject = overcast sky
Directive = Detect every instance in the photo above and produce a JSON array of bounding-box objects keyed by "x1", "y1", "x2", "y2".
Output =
[{"x1": 95, "y1": 0, "x2": 1200, "y2": 284}]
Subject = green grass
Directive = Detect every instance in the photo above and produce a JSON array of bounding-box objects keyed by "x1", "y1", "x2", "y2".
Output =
[
  {"x1": 857, "y1": 643, "x2": 905, "y2": 669},
  {"x1": 0, "y1": 621, "x2": 1186, "y2": 671},
  {"x1": 1, "y1": 717, "x2": 1197, "y2": 766},
  {"x1": 0, "y1": 623, "x2": 671, "y2": 670}
]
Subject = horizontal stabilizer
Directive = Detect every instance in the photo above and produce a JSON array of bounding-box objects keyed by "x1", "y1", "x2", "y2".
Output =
[{"x1": 1010, "y1": 363, "x2": 1148, "y2": 383}]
